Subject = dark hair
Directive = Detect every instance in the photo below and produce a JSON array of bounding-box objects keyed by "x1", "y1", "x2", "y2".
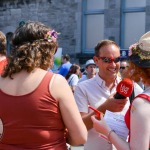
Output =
[
  {"x1": 0, "y1": 31, "x2": 6, "y2": 55},
  {"x1": 63, "y1": 54, "x2": 70, "y2": 61},
  {"x1": 65, "y1": 64, "x2": 80, "y2": 80},
  {"x1": 2, "y1": 21, "x2": 58, "y2": 79},
  {"x1": 94, "y1": 39, "x2": 120, "y2": 57}
]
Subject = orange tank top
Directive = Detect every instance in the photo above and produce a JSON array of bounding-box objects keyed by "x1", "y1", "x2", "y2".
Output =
[{"x1": 0, "y1": 72, "x2": 67, "y2": 150}]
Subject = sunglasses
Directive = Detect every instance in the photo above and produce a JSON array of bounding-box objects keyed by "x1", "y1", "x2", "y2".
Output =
[
  {"x1": 120, "y1": 66, "x2": 128, "y2": 69},
  {"x1": 98, "y1": 57, "x2": 121, "y2": 63}
]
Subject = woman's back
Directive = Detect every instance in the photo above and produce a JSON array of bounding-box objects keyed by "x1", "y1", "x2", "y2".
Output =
[
  {"x1": 0, "y1": 70, "x2": 67, "y2": 150},
  {"x1": 0, "y1": 21, "x2": 87, "y2": 149}
]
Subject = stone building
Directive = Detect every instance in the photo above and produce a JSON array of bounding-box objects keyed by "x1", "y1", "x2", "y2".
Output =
[{"x1": 0, "y1": 0, "x2": 150, "y2": 64}]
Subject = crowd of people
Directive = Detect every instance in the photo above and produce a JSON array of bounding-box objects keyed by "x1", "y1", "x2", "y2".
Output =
[{"x1": 0, "y1": 20, "x2": 149, "y2": 150}]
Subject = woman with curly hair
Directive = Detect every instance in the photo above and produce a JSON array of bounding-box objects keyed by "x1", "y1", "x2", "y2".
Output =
[
  {"x1": 91, "y1": 31, "x2": 150, "y2": 150},
  {"x1": 0, "y1": 21, "x2": 87, "y2": 150},
  {"x1": 0, "y1": 31, "x2": 7, "y2": 75}
]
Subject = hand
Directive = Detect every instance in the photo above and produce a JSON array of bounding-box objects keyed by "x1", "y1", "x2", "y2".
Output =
[
  {"x1": 91, "y1": 115, "x2": 111, "y2": 136},
  {"x1": 101, "y1": 94, "x2": 127, "y2": 112}
]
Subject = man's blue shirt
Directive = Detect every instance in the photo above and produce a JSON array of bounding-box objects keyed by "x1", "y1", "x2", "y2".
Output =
[{"x1": 58, "y1": 62, "x2": 72, "y2": 77}]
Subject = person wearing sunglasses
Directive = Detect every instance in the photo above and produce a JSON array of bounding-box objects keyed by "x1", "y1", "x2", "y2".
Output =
[
  {"x1": 91, "y1": 31, "x2": 150, "y2": 150},
  {"x1": 74, "y1": 39, "x2": 143, "y2": 150},
  {"x1": 0, "y1": 21, "x2": 87, "y2": 149},
  {"x1": 119, "y1": 60, "x2": 129, "y2": 78},
  {"x1": 120, "y1": 60, "x2": 145, "y2": 90}
]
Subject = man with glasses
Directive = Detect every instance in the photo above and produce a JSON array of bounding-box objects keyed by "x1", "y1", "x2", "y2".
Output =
[
  {"x1": 120, "y1": 60, "x2": 144, "y2": 91},
  {"x1": 119, "y1": 60, "x2": 129, "y2": 78},
  {"x1": 74, "y1": 40, "x2": 143, "y2": 150}
]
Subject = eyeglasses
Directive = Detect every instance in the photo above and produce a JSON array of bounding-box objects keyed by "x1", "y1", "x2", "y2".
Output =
[
  {"x1": 120, "y1": 67, "x2": 126, "y2": 69},
  {"x1": 98, "y1": 57, "x2": 120, "y2": 63},
  {"x1": 120, "y1": 66, "x2": 128, "y2": 70}
]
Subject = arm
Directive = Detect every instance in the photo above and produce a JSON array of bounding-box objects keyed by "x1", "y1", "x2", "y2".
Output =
[
  {"x1": 129, "y1": 97, "x2": 150, "y2": 149},
  {"x1": 97, "y1": 94, "x2": 127, "y2": 114},
  {"x1": 74, "y1": 85, "x2": 94, "y2": 130},
  {"x1": 74, "y1": 86, "x2": 127, "y2": 130},
  {"x1": 81, "y1": 97, "x2": 127, "y2": 130},
  {"x1": 50, "y1": 74, "x2": 87, "y2": 146},
  {"x1": 91, "y1": 97, "x2": 150, "y2": 150}
]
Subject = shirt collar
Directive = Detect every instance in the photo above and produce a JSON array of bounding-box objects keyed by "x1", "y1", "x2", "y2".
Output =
[{"x1": 95, "y1": 73, "x2": 121, "y2": 88}]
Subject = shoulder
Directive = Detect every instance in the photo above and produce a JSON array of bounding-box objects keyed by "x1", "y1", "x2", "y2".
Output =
[
  {"x1": 79, "y1": 75, "x2": 87, "y2": 81},
  {"x1": 50, "y1": 73, "x2": 68, "y2": 87},
  {"x1": 68, "y1": 74, "x2": 76, "y2": 80},
  {"x1": 132, "y1": 95, "x2": 150, "y2": 115},
  {"x1": 50, "y1": 74, "x2": 69, "y2": 92},
  {"x1": 63, "y1": 62, "x2": 72, "y2": 67},
  {"x1": 52, "y1": 73, "x2": 66, "y2": 81},
  {"x1": 73, "y1": 74, "x2": 78, "y2": 78},
  {"x1": 76, "y1": 77, "x2": 95, "y2": 91}
]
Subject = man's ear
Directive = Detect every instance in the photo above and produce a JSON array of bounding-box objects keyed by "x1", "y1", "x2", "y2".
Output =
[{"x1": 93, "y1": 56, "x2": 98, "y2": 66}]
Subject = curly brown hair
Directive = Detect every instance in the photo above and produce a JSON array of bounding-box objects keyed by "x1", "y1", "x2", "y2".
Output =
[
  {"x1": 124, "y1": 61, "x2": 150, "y2": 85},
  {"x1": 0, "y1": 31, "x2": 6, "y2": 55},
  {"x1": 2, "y1": 21, "x2": 58, "y2": 79}
]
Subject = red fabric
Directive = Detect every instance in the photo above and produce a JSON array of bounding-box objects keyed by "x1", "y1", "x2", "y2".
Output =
[
  {"x1": 0, "y1": 59, "x2": 7, "y2": 75},
  {"x1": 0, "y1": 72, "x2": 67, "y2": 150},
  {"x1": 125, "y1": 94, "x2": 150, "y2": 142}
]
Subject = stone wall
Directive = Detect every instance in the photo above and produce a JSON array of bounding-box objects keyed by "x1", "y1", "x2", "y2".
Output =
[
  {"x1": 105, "y1": 0, "x2": 121, "y2": 45},
  {"x1": 0, "y1": 0, "x2": 82, "y2": 62}
]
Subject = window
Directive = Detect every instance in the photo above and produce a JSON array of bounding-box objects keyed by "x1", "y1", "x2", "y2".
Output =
[
  {"x1": 121, "y1": 0, "x2": 146, "y2": 49},
  {"x1": 82, "y1": 0, "x2": 104, "y2": 53}
]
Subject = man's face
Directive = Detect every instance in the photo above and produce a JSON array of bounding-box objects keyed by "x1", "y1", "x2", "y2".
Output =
[
  {"x1": 120, "y1": 61, "x2": 128, "y2": 76},
  {"x1": 94, "y1": 44, "x2": 120, "y2": 81},
  {"x1": 86, "y1": 64, "x2": 96, "y2": 76}
]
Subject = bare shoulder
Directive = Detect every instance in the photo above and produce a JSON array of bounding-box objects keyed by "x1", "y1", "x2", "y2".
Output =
[
  {"x1": 133, "y1": 96, "x2": 150, "y2": 106},
  {"x1": 52, "y1": 74, "x2": 68, "y2": 85},
  {"x1": 50, "y1": 74, "x2": 72, "y2": 100},
  {"x1": 132, "y1": 97, "x2": 150, "y2": 117}
]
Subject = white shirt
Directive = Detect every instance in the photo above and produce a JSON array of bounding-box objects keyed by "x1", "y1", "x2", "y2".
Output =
[
  {"x1": 78, "y1": 75, "x2": 88, "y2": 83},
  {"x1": 67, "y1": 74, "x2": 79, "y2": 86},
  {"x1": 74, "y1": 73, "x2": 143, "y2": 150}
]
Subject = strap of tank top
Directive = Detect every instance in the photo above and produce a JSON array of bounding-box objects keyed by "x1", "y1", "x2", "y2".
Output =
[
  {"x1": 36, "y1": 72, "x2": 54, "y2": 91},
  {"x1": 132, "y1": 93, "x2": 150, "y2": 103}
]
